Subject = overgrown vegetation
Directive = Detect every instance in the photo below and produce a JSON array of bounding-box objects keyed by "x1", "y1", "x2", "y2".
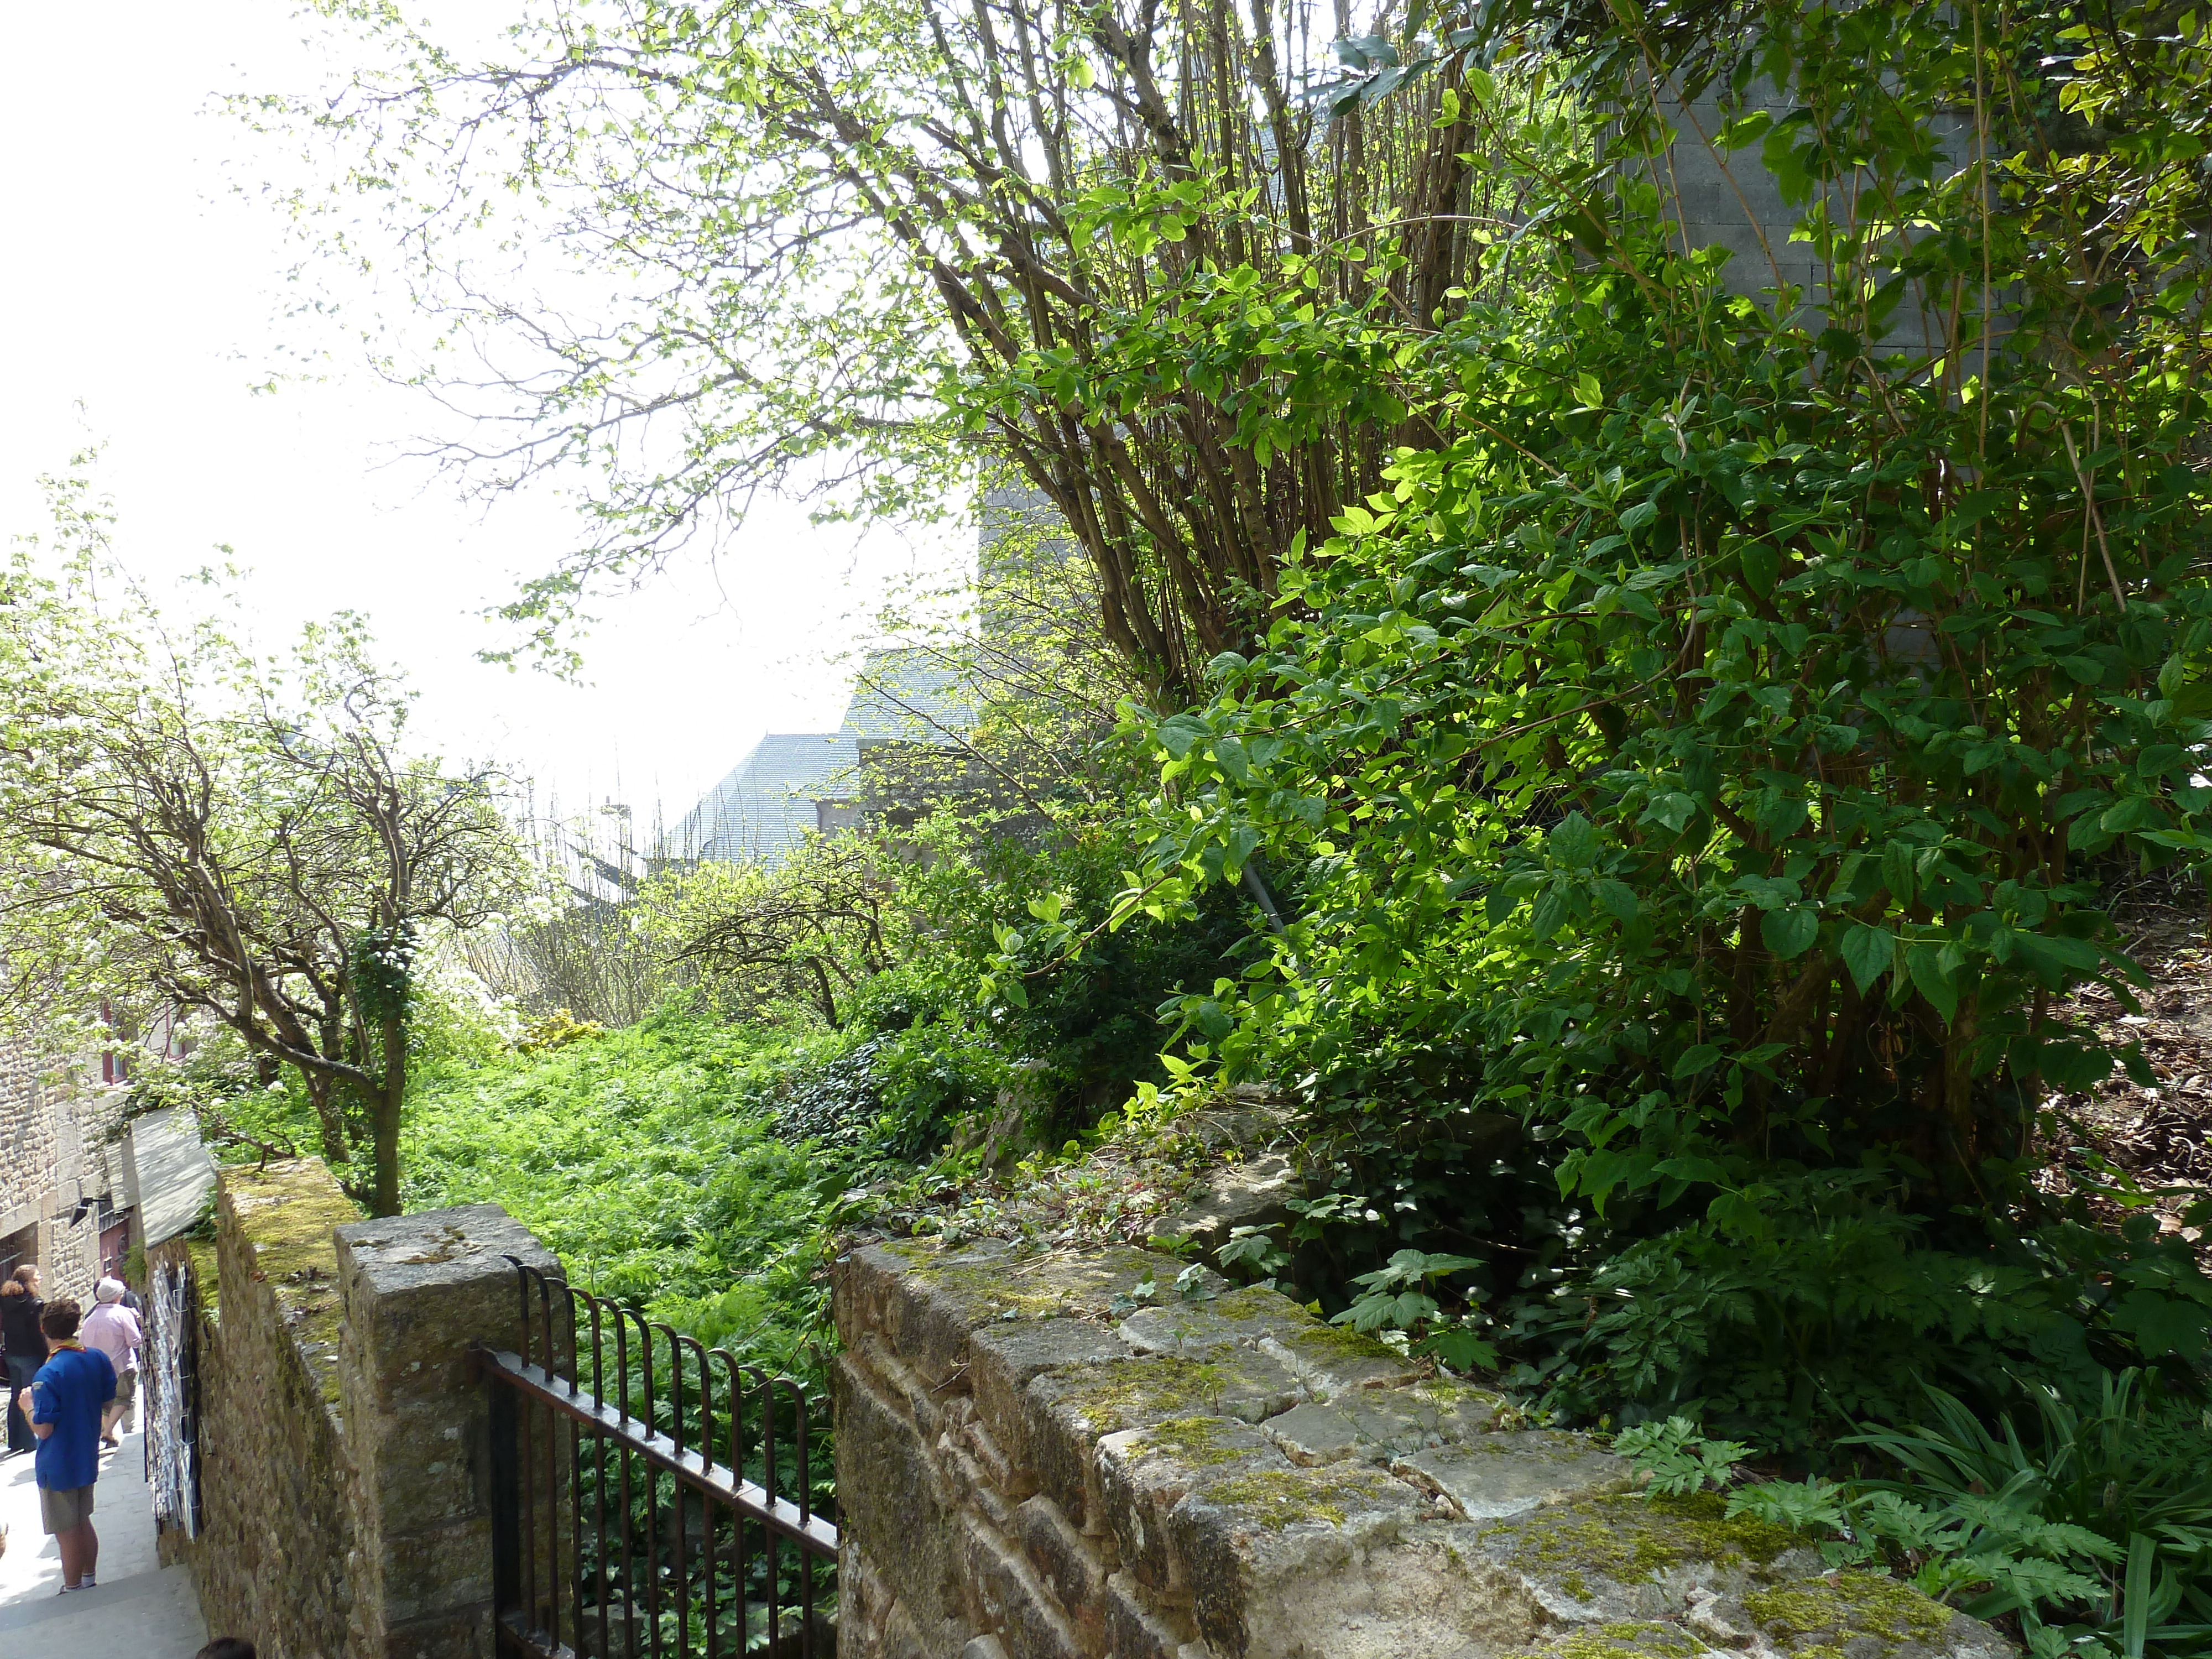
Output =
[{"x1": 46, "y1": 0, "x2": 2212, "y2": 1642}]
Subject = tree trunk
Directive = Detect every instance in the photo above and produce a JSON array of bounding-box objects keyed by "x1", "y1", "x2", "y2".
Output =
[
  {"x1": 306, "y1": 1072, "x2": 348, "y2": 1170},
  {"x1": 371, "y1": 1014, "x2": 406, "y2": 1218}
]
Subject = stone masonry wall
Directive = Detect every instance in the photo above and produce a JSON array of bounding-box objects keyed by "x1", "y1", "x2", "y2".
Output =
[
  {"x1": 176, "y1": 1159, "x2": 560, "y2": 1659},
  {"x1": 0, "y1": 1032, "x2": 107, "y2": 1303},
  {"x1": 835, "y1": 1236, "x2": 2015, "y2": 1659},
  {"x1": 192, "y1": 1161, "x2": 365, "y2": 1659}
]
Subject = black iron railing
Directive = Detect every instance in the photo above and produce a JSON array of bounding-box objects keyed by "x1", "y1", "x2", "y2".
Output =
[{"x1": 479, "y1": 1259, "x2": 837, "y2": 1659}]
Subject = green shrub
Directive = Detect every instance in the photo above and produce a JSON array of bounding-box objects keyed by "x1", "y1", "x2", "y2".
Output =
[
  {"x1": 401, "y1": 1010, "x2": 858, "y2": 1379},
  {"x1": 908, "y1": 805, "x2": 1252, "y2": 1130},
  {"x1": 1724, "y1": 1372, "x2": 2212, "y2": 1657},
  {"x1": 1099, "y1": 0, "x2": 2212, "y2": 1227},
  {"x1": 1505, "y1": 1174, "x2": 2212, "y2": 1455}
]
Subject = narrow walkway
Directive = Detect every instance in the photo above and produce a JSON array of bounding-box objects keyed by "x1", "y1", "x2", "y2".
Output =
[{"x1": 0, "y1": 1422, "x2": 206, "y2": 1655}]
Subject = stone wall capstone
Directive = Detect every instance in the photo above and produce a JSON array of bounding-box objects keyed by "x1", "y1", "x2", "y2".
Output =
[
  {"x1": 834, "y1": 1235, "x2": 2016, "y2": 1659},
  {"x1": 336, "y1": 1204, "x2": 559, "y2": 1659}
]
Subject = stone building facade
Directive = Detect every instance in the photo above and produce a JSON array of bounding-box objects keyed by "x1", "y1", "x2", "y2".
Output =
[{"x1": 0, "y1": 1030, "x2": 131, "y2": 1302}]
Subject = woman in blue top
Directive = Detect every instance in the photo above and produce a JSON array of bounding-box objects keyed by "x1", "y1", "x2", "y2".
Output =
[{"x1": 29, "y1": 1297, "x2": 117, "y2": 1593}]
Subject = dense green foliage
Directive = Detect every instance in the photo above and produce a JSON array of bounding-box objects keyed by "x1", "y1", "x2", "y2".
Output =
[
  {"x1": 399, "y1": 1013, "x2": 853, "y2": 1376},
  {"x1": 1507, "y1": 1175, "x2": 2212, "y2": 1453},
  {"x1": 1624, "y1": 1373, "x2": 2212, "y2": 1657},
  {"x1": 191, "y1": 0, "x2": 2212, "y2": 1640}
]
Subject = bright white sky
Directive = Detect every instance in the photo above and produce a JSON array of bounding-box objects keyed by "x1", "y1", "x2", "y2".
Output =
[{"x1": 0, "y1": 1, "x2": 967, "y2": 838}]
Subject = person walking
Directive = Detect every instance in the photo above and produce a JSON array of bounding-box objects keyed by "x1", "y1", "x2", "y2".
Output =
[
  {"x1": 29, "y1": 1296, "x2": 116, "y2": 1593},
  {"x1": 81, "y1": 1279, "x2": 143, "y2": 1447},
  {"x1": 101, "y1": 1260, "x2": 145, "y2": 1321},
  {"x1": 1, "y1": 1265, "x2": 46, "y2": 1458}
]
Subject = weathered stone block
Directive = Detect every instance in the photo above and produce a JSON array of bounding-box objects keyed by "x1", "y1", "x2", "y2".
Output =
[
  {"x1": 958, "y1": 1511, "x2": 1084, "y2": 1659},
  {"x1": 1095, "y1": 1415, "x2": 1285, "y2": 1597},
  {"x1": 377, "y1": 1605, "x2": 495, "y2": 1659},
  {"x1": 1153, "y1": 1152, "x2": 1297, "y2": 1258},
  {"x1": 1018, "y1": 1349, "x2": 1302, "y2": 1532},
  {"x1": 1264, "y1": 1378, "x2": 1503, "y2": 1466},
  {"x1": 1168, "y1": 1458, "x2": 1447, "y2": 1657},
  {"x1": 834, "y1": 1353, "x2": 969, "y2": 1651},
  {"x1": 1102, "y1": 1571, "x2": 1192, "y2": 1659},
  {"x1": 844, "y1": 1238, "x2": 1168, "y2": 1391},
  {"x1": 1014, "y1": 1493, "x2": 1111, "y2": 1637},
  {"x1": 1257, "y1": 1320, "x2": 1420, "y2": 1399},
  {"x1": 1397, "y1": 1429, "x2": 1634, "y2": 1521},
  {"x1": 336, "y1": 1204, "x2": 559, "y2": 1412},
  {"x1": 1117, "y1": 1285, "x2": 1312, "y2": 1358},
  {"x1": 967, "y1": 1316, "x2": 1130, "y2": 1449}
]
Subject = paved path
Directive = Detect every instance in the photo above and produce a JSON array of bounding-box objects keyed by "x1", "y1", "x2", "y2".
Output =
[{"x1": 0, "y1": 1421, "x2": 206, "y2": 1656}]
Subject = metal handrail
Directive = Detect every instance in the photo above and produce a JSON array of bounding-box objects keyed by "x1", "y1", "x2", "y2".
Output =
[
  {"x1": 481, "y1": 1256, "x2": 836, "y2": 1659},
  {"x1": 477, "y1": 1348, "x2": 838, "y2": 1558}
]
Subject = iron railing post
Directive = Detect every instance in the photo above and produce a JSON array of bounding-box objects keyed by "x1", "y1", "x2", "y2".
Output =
[{"x1": 486, "y1": 1346, "x2": 523, "y2": 1632}]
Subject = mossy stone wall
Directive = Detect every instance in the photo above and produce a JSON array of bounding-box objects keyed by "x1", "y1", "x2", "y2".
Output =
[
  {"x1": 173, "y1": 1161, "x2": 560, "y2": 1659},
  {"x1": 834, "y1": 1236, "x2": 2016, "y2": 1659},
  {"x1": 193, "y1": 1160, "x2": 362, "y2": 1659}
]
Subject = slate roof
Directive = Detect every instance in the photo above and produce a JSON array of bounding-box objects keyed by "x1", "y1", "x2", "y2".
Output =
[
  {"x1": 665, "y1": 646, "x2": 982, "y2": 868},
  {"x1": 839, "y1": 646, "x2": 979, "y2": 745},
  {"x1": 664, "y1": 731, "x2": 862, "y2": 864}
]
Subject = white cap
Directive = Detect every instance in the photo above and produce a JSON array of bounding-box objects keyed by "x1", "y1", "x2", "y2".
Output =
[{"x1": 95, "y1": 1277, "x2": 126, "y2": 1304}]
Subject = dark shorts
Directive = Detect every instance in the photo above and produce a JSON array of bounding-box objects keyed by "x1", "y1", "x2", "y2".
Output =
[{"x1": 40, "y1": 1483, "x2": 94, "y2": 1533}]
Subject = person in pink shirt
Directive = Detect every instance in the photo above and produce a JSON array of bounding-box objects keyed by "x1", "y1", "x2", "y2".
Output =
[{"x1": 80, "y1": 1280, "x2": 142, "y2": 1448}]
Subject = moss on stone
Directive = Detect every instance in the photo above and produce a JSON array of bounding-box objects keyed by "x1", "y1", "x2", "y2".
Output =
[
  {"x1": 1499, "y1": 1621, "x2": 1704, "y2": 1659},
  {"x1": 1745, "y1": 1572, "x2": 1952, "y2": 1649},
  {"x1": 1133, "y1": 1415, "x2": 1249, "y2": 1468},
  {"x1": 925, "y1": 1262, "x2": 1077, "y2": 1320},
  {"x1": 1484, "y1": 1491, "x2": 1802, "y2": 1586},
  {"x1": 1208, "y1": 1287, "x2": 1303, "y2": 1324},
  {"x1": 1205, "y1": 1463, "x2": 1401, "y2": 1530},
  {"x1": 227, "y1": 1162, "x2": 359, "y2": 1410},
  {"x1": 1277, "y1": 1319, "x2": 1400, "y2": 1363},
  {"x1": 912, "y1": 1241, "x2": 1161, "y2": 1321},
  {"x1": 184, "y1": 1239, "x2": 221, "y2": 1318},
  {"x1": 1055, "y1": 1357, "x2": 1231, "y2": 1432}
]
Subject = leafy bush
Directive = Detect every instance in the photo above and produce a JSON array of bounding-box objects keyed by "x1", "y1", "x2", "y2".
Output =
[
  {"x1": 1610, "y1": 1416, "x2": 1751, "y2": 1496},
  {"x1": 1102, "y1": 0, "x2": 2212, "y2": 1228},
  {"x1": 1504, "y1": 1173, "x2": 2212, "y2": 1454},
  {"x1": 400, "y1": 1010, "x2": 861, "y2": 1378},
  {"x1": 765, "y1": 1013, "x2": 1007, "y2": 1159},
  {"x1": 911, "y1": 805, "x2": 1253, "y2": 1130},
  {"x1": 1726, "y1": 1373, "x2": 2212, "y2": 1657}
]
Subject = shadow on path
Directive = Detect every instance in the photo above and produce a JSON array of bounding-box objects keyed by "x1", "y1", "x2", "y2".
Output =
[{"x1": 0, "y1": 1421, "x2": 207, "y2": 1655}]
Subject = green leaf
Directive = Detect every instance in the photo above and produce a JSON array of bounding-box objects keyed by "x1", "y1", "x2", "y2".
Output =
[
  {"x1": 1906, "y1": 943, "x2": 1961, "y2": 1024},
  {"x1": 2110, "y1": 1289, "x2": 2210, "y2": 1362},
  {"x1": 1673, "y1": 1043, "x2": 1722, "y2": 1078},
  {"x1": 1840, "y1": 925, "x2": 1895, "y2": 994},
  {"x1": 1416, "y1": 1324, "x2": 1500, "y2": 1373},
  {"x1": 1593, "y1": 879, "x2": 1640, "y2": 921},
  {"x1": 1157, "y1": 713, "x2": 1211, "y2": 759},
  {"x1": 1761, "y1": 905, "x2": 1819, "y2": 958},
  {"x1": 1739, "y1": 541, "x2": 1778, "y2": 597},
  {"x1": 1529, "y1": 885, "x2": 1569, "y2": 941},
  {"x1": 1550, "y1": 811, "x2": 1598, "y2": 867},
  {"x1": 2124, "y1": 1532, "x2": 2154, "y2": 1659}
]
